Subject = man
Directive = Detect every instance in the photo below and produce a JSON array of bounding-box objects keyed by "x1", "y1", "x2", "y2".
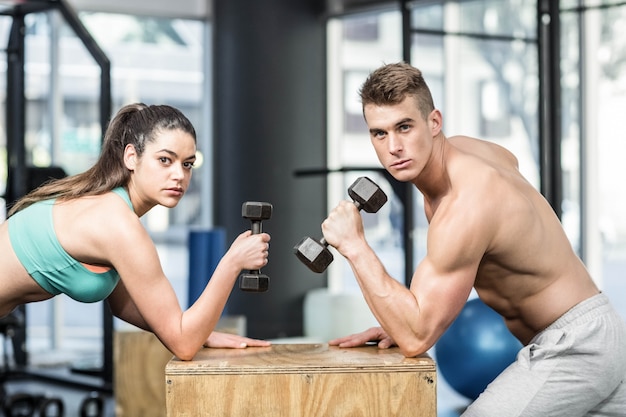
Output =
[{"x1": 323, "y1": 62, "x2": 626, "y2": 416}]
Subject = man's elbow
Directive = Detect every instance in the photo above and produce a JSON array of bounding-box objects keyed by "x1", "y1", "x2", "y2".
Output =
[{"x1": 396, "y1": 337, "x2": 434, "y2": 358}]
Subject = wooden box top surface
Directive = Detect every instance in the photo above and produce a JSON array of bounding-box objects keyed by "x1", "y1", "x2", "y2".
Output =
[{"x1": 165, "y1": 343, "x2": 435, "y2": 376}]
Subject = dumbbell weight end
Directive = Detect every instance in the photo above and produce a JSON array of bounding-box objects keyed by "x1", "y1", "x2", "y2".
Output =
[
  {"x1": 239, "y1": 272, "x2": 269, "y2": 292},
  {"x1": 293, "y1": 236, "x2": 334, "y2": 273}
]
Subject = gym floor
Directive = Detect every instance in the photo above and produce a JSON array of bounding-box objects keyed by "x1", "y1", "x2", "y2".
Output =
[{"x1": 1, "y1": 378, "x2": 115, "y2": 417}]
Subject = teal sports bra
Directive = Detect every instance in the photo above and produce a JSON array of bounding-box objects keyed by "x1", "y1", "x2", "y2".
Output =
[{"x1": 8, "y1": 187, "x2": 134, "y2": 303}]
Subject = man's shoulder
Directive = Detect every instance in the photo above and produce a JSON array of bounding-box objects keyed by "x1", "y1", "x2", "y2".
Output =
[{"x1": 449, "y1": 135, "x2": 519, "y2": 170}]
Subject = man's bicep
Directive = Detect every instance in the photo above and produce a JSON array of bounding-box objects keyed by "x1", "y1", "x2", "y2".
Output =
[
  {"x1": 409, "y1": 255, "x2": 475, "y2": 339},
  {"x1": 409, "y1": 224, "x2": 486, "y2": 338}
]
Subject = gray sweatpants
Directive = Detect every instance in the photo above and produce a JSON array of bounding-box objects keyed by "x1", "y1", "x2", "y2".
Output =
[{"x1": 462, "y1": 293, "x2": 626, "y2": 417}]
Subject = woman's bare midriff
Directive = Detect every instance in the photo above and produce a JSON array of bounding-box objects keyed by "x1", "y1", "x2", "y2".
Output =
[{"x1": 0, "y1": 222, "x2": 55, "y2": 317}]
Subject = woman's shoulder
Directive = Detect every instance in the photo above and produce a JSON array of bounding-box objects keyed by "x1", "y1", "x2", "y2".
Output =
[
  {"x1": 95, "y1": 190, "x2": 137, "y2": 223},
  {"x1": 56, "y1": 189, "x2": 136, "y2": 225},
  {"x1": 51, "y1": 188, "x2": 145, "y2": 264},
  {"x1": 110, "y1": 187, "x2": 134, "y2": 210}
]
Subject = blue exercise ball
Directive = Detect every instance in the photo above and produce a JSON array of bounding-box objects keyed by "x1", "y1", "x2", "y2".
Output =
[{"x1": 435, "y1": 298, "x2": 523, "y2": 401}]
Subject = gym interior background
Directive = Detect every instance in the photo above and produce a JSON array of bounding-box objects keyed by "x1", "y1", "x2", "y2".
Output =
[{"x1": 0, "y1": 0, "x2": 625, "y2": 415}]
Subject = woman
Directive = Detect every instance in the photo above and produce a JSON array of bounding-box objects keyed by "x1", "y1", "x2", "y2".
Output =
[{"x1": 0, "y1": 103, "x2": 271, "y2": 360}]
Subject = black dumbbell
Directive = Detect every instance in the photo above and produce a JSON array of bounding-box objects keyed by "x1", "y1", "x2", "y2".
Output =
[
  {"x1": 293, "y1": 176, "x2": 387, "y2": 273},
  {"x1": 3, "y1": 393, "x2": 36, "y2": 417},
  {"x1": 37, "y1": 397, "x2": 65, "y2": 417},
  {"x1": 238, "y1": 201, "x2": 272, "y2": 292},
  {"x1": 79, "y1": 392, "x2": 104, "y2": 417}
]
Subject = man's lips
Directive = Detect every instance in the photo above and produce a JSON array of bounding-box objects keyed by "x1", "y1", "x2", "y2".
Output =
[{"x1": 390, "y1": 159, "x2": 411, "y2": 169}]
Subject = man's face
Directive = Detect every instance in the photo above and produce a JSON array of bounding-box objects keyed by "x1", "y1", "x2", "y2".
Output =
[{"x1": 364, "y1": 96, "x2": 439, "y2": 183}]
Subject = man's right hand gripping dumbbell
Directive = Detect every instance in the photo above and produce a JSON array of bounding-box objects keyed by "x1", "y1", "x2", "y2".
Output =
[{"x1": 293, "y1": 176, "x2": 387, "y2": 273}]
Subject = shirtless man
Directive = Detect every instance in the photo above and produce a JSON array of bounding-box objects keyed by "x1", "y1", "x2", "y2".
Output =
[{"x1": 324, "y1": 62, "x2": 626, "y2": 416}]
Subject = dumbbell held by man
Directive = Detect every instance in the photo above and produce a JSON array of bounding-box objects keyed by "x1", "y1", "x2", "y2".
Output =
[
  {"x1": 293, "y1": 176, "x2": 387, "y2": 273},
  {"x1": 239, "y1": 201, "x2": 272, "y2": 292}
]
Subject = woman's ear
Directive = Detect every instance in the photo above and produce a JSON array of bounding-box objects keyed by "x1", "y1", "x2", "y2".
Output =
[{"x1": 123, "y1": 144, "x2": 137, "y2": 170}]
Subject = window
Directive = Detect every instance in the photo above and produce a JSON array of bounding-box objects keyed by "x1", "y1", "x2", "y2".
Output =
[
  {"x1": 561, "y1": 1, "x2": 626, "y2": 319},
  {"x1": 326, "y1": 1, "x2": 539, "y2": 292}
]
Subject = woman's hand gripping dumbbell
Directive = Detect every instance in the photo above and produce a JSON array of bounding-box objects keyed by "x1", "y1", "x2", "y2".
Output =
[{"x1": 239, "y1": 201, "x2": 272, "y2": 291}]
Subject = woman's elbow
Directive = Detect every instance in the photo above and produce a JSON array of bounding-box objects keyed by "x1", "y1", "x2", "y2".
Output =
[
  {"x1": 169, "y1": 343, "x2": 202, "y2": 361},
  {"x1": 172, "y1": 350, "x2": 198, "y2": 361}
]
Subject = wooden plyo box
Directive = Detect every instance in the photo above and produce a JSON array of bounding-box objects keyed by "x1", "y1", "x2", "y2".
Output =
[
  {"x1": 165, "y1": 343, "x2": 436, "y2": 417},
  {"x1": 114, "y1": 316, "x2": 246, "y2": 417},
  {"x1": 114, "y1": 330, "x2": 173, "y2": 417}
]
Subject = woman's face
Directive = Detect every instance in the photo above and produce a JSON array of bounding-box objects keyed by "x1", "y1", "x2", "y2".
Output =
[{"x1": 125, "y1": 128, "x2": 197, "y2": 214}]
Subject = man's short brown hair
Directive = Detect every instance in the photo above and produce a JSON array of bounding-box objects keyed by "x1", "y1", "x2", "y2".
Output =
[{"x1": 359, "y1": 62, "x2": 435, "y2": 120}]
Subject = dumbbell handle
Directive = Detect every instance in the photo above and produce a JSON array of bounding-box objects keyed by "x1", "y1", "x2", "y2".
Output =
[
  {"x1": 250, "y1": 219, "x2": 262, "y2": 235},
  {"x1": 239, "y1": 220, "x2": 269, "y2": 291},
  {"x1": 317, "y1": 198, "x2": 364, "y2": 247},
  {"x1": 248, "y1": 219, "x2": 263, "y2": 273}
]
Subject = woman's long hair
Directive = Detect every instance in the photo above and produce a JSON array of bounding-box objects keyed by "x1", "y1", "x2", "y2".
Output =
[{"x1": 8, "y1": 103, "x2": 196, "y2": 216}]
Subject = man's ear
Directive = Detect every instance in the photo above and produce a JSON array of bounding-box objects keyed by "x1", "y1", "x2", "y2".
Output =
[
  {"x1": 123, "y1": 144, "x2": 137, "y2": 170},
  {"x1": 429, "y1": 109, "x2": 443, "y2": 136}
]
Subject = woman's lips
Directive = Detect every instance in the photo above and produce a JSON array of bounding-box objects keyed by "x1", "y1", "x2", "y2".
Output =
[{"x1": 166, "y1": 188, "x2": 184, "y2": 197}]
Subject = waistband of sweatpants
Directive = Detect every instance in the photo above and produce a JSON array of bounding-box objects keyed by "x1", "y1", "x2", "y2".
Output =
[{"x1": 542, "y1": 292, "x2": 611, "y2": 333}]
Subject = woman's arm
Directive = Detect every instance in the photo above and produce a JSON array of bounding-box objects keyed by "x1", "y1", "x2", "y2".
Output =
[
  {"x1": 104, "y1": 211, "x2": 270, "y2": 360},
  {"x1": 107, "y1": 279, "x2": 150, "y2": 331},
  {"x1": 108, "y1": 280, "x2": 271, "y2": 349}
]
